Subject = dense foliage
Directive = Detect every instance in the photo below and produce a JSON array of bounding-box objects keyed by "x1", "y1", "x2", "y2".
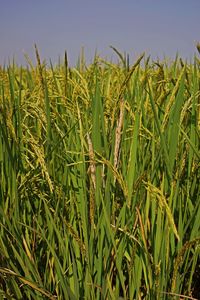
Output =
[{"x1": 0, "y1": 47, "x2": 199, "y2": 299}]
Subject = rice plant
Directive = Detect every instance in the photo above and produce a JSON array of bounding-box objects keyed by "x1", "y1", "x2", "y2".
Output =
[{"x1": 0, "y1": 46, "x2": 199, "y2": 299}]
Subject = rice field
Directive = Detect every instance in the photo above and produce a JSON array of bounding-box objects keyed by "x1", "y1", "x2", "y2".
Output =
[{"x1": 0, "y1": 46, "x2": 199, "y2": 299}]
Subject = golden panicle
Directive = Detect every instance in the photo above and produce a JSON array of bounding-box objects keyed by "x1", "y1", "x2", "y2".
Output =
[{"x1": 144, "y1": 181, "x2": 180, "y2": 241}]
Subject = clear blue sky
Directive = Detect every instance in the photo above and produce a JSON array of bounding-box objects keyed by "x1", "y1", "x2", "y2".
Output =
[{"x1": 0, "y1": 0, "x2": 200, "y2": 66}]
